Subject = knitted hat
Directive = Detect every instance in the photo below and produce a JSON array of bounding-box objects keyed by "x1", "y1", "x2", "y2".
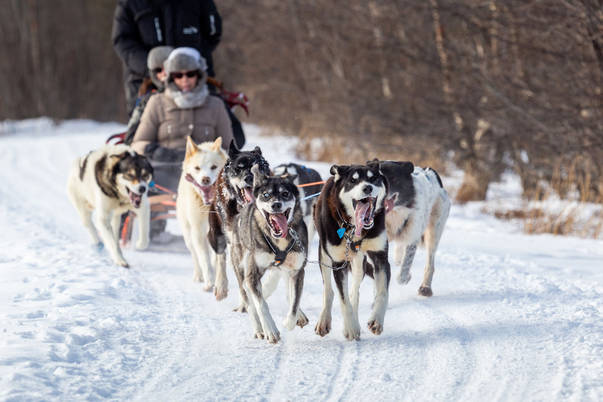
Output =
[
  {"x1": 165, "y1": 47, "x2": 208, "y2": 79},
  {"x1": 147, "y1": 46, "x2": 173, "y2": 88}
]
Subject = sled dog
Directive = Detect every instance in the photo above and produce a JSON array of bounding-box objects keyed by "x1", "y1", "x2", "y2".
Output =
[
  {"x1": 230, "y1": 166, "x2": 308, "y2": 343},
  {"x1": 378, "y1": 160, "x2": 450, "y2": 297},
  {"x1": 208, "y1": 142, "x2": 271, "y2": 311},
  {"x1": 314, "y1": 161, "x2": 390, "y2": 340},
  {"x1": 67, "y1": 144, "x2": 153, "y2": 268},
  {"x1": 176, "y1": 137, "x2": 228, "y2": 299}
]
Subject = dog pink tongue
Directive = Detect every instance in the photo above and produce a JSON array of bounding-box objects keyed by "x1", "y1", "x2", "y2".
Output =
[
  {"x1": 244, "y1": 187, "x2": 254, "y2": 203},
  {"x1": 200, "y1": 186, "x2": 215, "y2": 205},
  {"x1": 354, "y1": 201, "x2": 371, "y2": 236},
  {"x1": 270, "y1": 213, "x2": 289, "y2": 238}
]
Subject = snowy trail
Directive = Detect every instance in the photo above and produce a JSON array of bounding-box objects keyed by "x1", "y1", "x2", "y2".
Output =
[{"x1": 0, "y1": 119, "x2": 601, "y2": 401}]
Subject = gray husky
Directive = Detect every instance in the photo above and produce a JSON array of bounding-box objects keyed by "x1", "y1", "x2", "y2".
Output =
[{"x1": 230, "y1": 166, "x2": 309, "y2": 343}]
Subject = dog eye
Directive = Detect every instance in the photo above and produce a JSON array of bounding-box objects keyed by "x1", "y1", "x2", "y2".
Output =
[
  {"x1": 194, "y1": 166, "x2": 201, "y2": 171},
  {"x1": 281, "y1": 191, "x2": 290, "y2": 198},
  {"x1": 210, "y1": 165, "x2": 217, "y2": 170},
  {"x1": 123, "y1": 173, "x2": 134, "y2": 180},
  {"x1": 262, "y1": 192, "x2": 270, "y2": 199}
]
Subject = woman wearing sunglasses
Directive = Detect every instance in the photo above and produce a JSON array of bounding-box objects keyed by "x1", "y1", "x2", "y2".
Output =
[{"x1": 131, "y1": 46, "x2": 233, "y2": 162}]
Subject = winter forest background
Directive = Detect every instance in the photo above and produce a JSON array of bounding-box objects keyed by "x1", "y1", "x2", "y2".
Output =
[{"x1": 1, "y1": 0, "x2": 601, "y2": 236}]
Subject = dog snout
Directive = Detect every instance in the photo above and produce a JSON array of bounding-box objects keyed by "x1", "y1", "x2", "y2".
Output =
[
  {"x1": 244, "y1": 174, "x2": 253, "y2": 185},
  {"x1": 272, "y1": 202, "x2": 282, "y2": 211},
  {"x1": 201, "y1": 176, "x2": 211, "y2": 185},
  {"x1": 138, "y1": 185, "x2": 146, "y2": 194},
  {"x1": 362, "y1": 184, "x2": 373, "y2": 195}
]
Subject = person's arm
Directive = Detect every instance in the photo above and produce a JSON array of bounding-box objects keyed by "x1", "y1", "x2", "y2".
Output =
[
  {"x1": 111, "y1": 0, "x2": 148, "y2": 76},
  {"x1": 131, "y1": 95, "x2": 161, "y2": 154},
  {"x1": 215, "y1": 100, "x2": 234, "y2": 151},
  {"x1": 200, "y1": 0, "x2": 222, "y2": 52}
]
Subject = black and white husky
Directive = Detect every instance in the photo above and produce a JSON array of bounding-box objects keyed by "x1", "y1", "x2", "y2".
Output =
[
  {"x1": 378, "y1": 160, "x2": 450, "y2": 297},
  {"x1": 66, "y1": 144, "x2": 153, "y2": 268},
  {"x1": 208, "y1": 142, "x2": 271, "y2": 312},
  {"x1": 314, "y1": 161, "x2": 390, "y2": 341},
  {"x1": 230, "y1": 166, "x2": 308, "y2": 343}
]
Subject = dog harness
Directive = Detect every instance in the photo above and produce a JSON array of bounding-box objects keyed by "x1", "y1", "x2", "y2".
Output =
[
  {"x1": 335, "y1": 208, "x2": 362, "y2": 251},
  {"x1": 262, "y1": 232, "x2": 297, "y2": 266}
]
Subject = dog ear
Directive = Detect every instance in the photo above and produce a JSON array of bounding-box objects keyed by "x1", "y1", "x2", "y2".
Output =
[
  {"x1": 384, "y1": 192, "x2": 398, "y2": 213},
  {"x1": 252, "y1": 146, "x2": 262, "y2": 156},
  {"x1": 398, "y1": 161, "x2": 414, "y2": 175},
  {"x1": 330, "y1": 164, "x2": 349, "y2": 179},
  {"x1": 251, "y1": 164, "x2": 267, "y2": 188},
  {"x1": 285, "y1": 174, "x2": 298, "y2": 183},
  {"x1": 228, "y1": 140, "x2": 239, "y2": 158},
  {"x1": 366, "y1": 158, "x2": 380, "y2": 166},
  {"x1": 185, "y1": 136, "x2": 198, "y2": 159},
  {"x1": 212, "y1": 137, "x2": 223, "y2": 151}
]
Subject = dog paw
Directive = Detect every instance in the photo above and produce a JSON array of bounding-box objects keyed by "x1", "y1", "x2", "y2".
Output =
[
  {"x1": 265, "y1": 329, "x2": 281, "y2": 344},
  {"x1": 93, "y1": 242, "x2": 104, "y2": 252},
  {"x1": 315, "y1": 317, "x2": 331, "y2": 337},
  {"x1": 418, "y1": 286, "x2": 433, "y2": 297},
  {"x1": 116, "y1": 259, "x2": 130, "y2": 269},
  {"x1": 233, "y1": 303, "x2": 247, "y2": 313},
  {"x1": 254, "y1": 331, "x2": 265, "y2": 340},
  {"x1": 192, "y1": 272, "x2": 204, "y2": 283},
  {"x1": 283, "y1": 314, "x2": 297, "y2": 331},
  {"x1": 214, "y1": 286, "x2": 228, "y2": 301},
  {"x1": 135, "y1": 240, "x2": 149, "y2": 251},
  {"x1": 343, "y1": 320, "x2": 361, "y2": 341},
  {"x1": 296, "y1": 310, "x2": 309, "y2": 328},
  {"x1": 202, "y1": 283, "x2": 214, "y2": 293},
  {"x1": 367, "y1": 319, "x2": 383, "y2": 335},
  {"x1": 397, "y1": 270, "x2": 411, "y2": 285}
]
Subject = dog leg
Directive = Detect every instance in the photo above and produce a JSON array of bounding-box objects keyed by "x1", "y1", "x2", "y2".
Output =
[
  {"x1": 191, "y1": 226, "x2": 215, "y2": 292},
  {"x1": 367, "y1": 250, "x2": 391, "y2": 335},
  {"x1": 315, "y1": 249, "x2": 334, "y2": 337},
  {"x1": 304, "y1": 215, "x2": 315, "y2": 245},
  {"x1": 246, "y1": 267, "x2": 280, "y2": 344},
  {"x1": 334, "y1": 268, "x2": 360, "y2": 341},
  {"x1": 135, "y1": 197, "x2": 150, "y2": 250},
  {"x1": 243, "y1": 281, "x2": 264, "y2": 339},
  {"x1": 262, "y1": 269, "x2": 281, "y2": 299},
  {"x1": 397, "y1": 243, "x2": 417, "y2": 285},
  {"x1": 73, "y1": 201, "x2": 101, "y2": 246},
  {"x1": 95, "y1": 209, "x2": 128, "y2": 267},
  {"x1": 349, "y1": 254, "x2": 364, "y2": 316},
  {"x1": 213, "y1": 249, "x2": 228, "y2": 301},
  {"x1": 230, "y1": 243, "x2": 248, "y2": 313},
  {"x1": 283, "y1": 268, "x2": 305, "y2": 331},
  {"x1": 110, "y1": 211, "x2": 122, "y2": 244},
  {"x1": 419, "y1": 197, "x2": 450, "y2": 297}
]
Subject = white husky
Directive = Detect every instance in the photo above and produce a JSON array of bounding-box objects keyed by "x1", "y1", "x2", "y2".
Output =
[
  {"x1": 176, "y1": 137, "x2": 228, "y2": 299},
  {"x1": 66, "y1": 144, "x2": 153, "y2": 268}
]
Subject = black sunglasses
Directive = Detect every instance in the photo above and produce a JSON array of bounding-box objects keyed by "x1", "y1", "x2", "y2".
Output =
[
  {"x1": 171, "y1": 71, "x2": 198, "y2": 79},
  {"x1": 152, "y1": 67, "x2": 163, "y2": 74}
]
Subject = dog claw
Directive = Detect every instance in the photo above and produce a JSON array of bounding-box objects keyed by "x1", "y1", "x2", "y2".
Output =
[
  {"x1": 265, "y1": 330, "x2": 280, "y2": 344},
  {"x1": 233, "y1": 304, "x2": 247, "y2": 313},
  {"x1": 367, "y1": 319, "x2": 383, "y2": 335},
  {"x1": 418, "y1": 286, "x2": 433, "y2": 297},
  {"x1": 254, "y1": 332, "x2": 265, "y2": 340},
  {"x1": 315, "y1": 318, "x2": 331, "y2": 337},
  {"x1": 296, "y1": 310, "x2": 309, "y2": 328}
]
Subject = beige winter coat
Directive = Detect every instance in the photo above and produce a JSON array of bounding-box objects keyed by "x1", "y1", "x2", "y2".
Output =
[{"x1": 131, "y1": 92, "x2": 233, "y2": 155}]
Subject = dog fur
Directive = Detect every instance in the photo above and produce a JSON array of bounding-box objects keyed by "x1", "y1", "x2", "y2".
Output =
[
  {"x1": 176, "y1": 137, "x2": 228, "y2": 299},
  {"x1": 378, "y1": 160, "x2": 450, "y2": 297},
  {"x1": 208, "y1": 142, "x2": 271, "y2": 312},
  {"x1": 230, "y1": 166, "x2": 308, "y2": 343},
  {"x1": 67, "y1": 144, "x2": 153, "y2": 268},
  {"x1": 313, "y1": 161, "x2": 391, "y2": 340}
]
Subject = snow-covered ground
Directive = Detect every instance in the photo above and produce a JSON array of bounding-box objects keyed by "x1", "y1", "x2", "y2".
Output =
[{"x1": 0, "y1": 119, "x2": 601, "y2": 401}]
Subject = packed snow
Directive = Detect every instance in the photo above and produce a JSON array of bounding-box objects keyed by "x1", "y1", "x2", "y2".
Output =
[{"x1": 0, "y1": 119, "x2": 601, "y2": 401}]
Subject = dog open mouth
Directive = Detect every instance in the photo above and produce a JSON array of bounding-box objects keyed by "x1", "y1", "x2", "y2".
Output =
[
  {"x1": 264, "y1": 208, "x2": 291, "y2": 238},
  {"x1": 185, "y1": 174, "x2": 215, "y2": 205},
  {"x1": 127, "y1": 188, "x2": 142, "y2": 208},
  {"x1": 352, "y1": 197, "x2": 376, "y2": 236},
  {"x1": 238, "y1": 186, "x2": 255, "y2": 204}
]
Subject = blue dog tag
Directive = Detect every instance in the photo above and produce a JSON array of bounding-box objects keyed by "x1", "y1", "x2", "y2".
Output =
[
  {"x1": 149, "y1": 180, "x2": 155, "y2": 188},
  {"x1": 337, "y1": 228, "x2": 346, "y2": 239}
]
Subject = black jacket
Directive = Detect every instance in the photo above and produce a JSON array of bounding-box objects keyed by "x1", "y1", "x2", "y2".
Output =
[{"x1": 112, "y1": 0, "x2": 222, "y2": 115}]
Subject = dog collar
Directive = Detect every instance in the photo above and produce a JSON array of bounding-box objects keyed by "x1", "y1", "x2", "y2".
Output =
[{"x1": 262, "y1": 232, "x2": 297, "y2": 266}]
